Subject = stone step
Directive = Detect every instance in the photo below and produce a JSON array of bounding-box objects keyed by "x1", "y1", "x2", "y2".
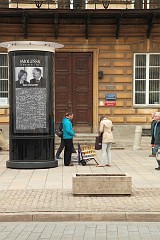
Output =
[
  {"x1": 54, "y1": 133, "x2": 153, "y2": 150},
  {"x1": 55, "y1": 133, "x2": 125, "y2": 150}
]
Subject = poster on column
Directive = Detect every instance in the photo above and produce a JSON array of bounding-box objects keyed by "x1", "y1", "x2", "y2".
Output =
[{"x1": 12, "y1": 52, "x2": 50, "y2": 133}]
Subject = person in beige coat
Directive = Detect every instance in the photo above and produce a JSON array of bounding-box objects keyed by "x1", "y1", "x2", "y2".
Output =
[{"x1": 97, "y1": 115, "x2": 114, "y2": 167}]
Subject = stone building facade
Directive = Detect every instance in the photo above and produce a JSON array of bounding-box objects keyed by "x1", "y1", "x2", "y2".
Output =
[{"x1": 0, "y1": 1, "x2": 160, "y2": 138}]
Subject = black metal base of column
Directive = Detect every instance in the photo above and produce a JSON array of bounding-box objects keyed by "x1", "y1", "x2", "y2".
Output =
[{"x1": 6, "y1": 160, "x2": 58, "y2": 169}]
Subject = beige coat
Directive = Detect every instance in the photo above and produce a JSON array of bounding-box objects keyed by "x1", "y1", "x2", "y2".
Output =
[{"x1": 99, "y1": 117, "x2": 114, "y2": 143}]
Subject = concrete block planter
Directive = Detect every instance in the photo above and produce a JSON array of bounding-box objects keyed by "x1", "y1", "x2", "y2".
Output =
[{"x1": 72, "y1": 173, "x2": 132, "y2": 195}]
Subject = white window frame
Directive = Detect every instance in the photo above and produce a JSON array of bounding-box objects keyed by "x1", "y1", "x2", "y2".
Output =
[
  {"x1": 133, "y1": 53, "x2": 160, "y2": 107},
  {"x1": 0, "y1": 53, "x2": 9, "y2": 108}
]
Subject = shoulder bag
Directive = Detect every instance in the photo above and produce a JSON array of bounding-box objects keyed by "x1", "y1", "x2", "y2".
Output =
[{"x1": 95, "y1": 133, "x2": 103, "y2": 150}]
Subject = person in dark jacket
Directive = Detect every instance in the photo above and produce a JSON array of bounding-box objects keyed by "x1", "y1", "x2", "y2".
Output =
[
  {"x1": 150, "y1": 112, "x2": 156, "y2": 157},
  {"x1": 56, "y1": 119, "x2": 76, "y2": 159},
  {"x1": 62, "y1": 112, "x2": 75, "y2": 166},
  {"x1": 152, "y1": 112, "x2": 160, "y2": 170}
]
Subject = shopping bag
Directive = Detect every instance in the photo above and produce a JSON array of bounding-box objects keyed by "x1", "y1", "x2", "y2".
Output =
[{"x1": 95, "y1": 134, "x2": 102, "y2": 150}]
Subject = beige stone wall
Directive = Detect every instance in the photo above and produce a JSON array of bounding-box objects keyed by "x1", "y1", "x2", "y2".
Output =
[
  {"x1": 0, "y1": 47, "x2": 9, "y2": 126},
  {"x1": 0, "y1": 32, "x2": 160, "y2": 127},
  {"x1": 0, "y1": 109, "x2": 9, "y2": 124},
  {"x1": 97, "y1": 37, "x2": 160, "y2": 125},
  {"x1": 52, "y1": 36, "x2": 160, "y2": 129}
]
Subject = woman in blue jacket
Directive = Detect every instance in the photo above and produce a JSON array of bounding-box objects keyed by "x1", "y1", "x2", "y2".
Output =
[{"x1": 62, "y1": 112, "x2": 75, "y2": 166}]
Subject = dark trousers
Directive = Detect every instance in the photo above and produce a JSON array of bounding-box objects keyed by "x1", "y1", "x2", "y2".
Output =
[
  {"x1": 64, "y1": 139, "x2": 73, "y2": 166},
  {"x1": 56, "y1": 138, "x2": 76, "y2": 157},
  {"x1": 153, "y1": 144, "x2": 160, "y2": 157},
  {"x1": 56, "y1": 137, "x2": 64, "y2": 157},
  {"x1": 153, "y1": 144, "x2": 160, "y2": 167}
]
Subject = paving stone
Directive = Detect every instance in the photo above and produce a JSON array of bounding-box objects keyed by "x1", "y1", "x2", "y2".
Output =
[
  {"x1": 0, "y1": 149, "x2": 160, "y2": 221},
  {"x1": 72, "y1": 237, "x2": 84, "y2": 240},
  {"x1": 16, "y1": 235, "x2": 29, "y2": 240},
  {"x1": 73, "y1": 229, "x2": 85, "y2": 237},
  {"x1": 0, "y1": 231, "x2": 9, "y2": 239},
  {"x1": 4, "y1": 232, "x2": 18, "y2": 240},
  {"x1": 118, "y1": 238, "x2": 130, "y2": 240},
  {"x1": 61, "y1": 235, "x2": 73, "y2": 240},
  {"x1": 27, "y1": 233, "x2": 42, "y2": 240},
  {"x1": 41, "y1": 230, "x2": 53, "y2": 238},
  {"x1": 151, "y1": 237, "x2": 160, "y2": 240},
  {"x1": 0, "y1": 222, "x2": 159, "y2": 239},
  {"x1": 51, "y1": 232, "x2": 63, "y2": 237},
  {"x1": 138, "y1": 226, "x2": 150, "y2": 233}
]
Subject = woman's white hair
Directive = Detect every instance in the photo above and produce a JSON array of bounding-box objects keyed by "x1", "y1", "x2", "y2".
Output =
[{"x1": 154, "y1": 112, "x2": 160, "y2": 117}]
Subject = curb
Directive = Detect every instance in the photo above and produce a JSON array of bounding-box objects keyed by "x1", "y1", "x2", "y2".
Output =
[{"x1": 0, "y1": 212, "x2": 160, "y2": 222}]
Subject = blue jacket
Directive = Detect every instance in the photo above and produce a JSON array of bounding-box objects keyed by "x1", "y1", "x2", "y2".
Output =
[{"x1": 62, "y1": 117, "x2": 75, "y2": 139}]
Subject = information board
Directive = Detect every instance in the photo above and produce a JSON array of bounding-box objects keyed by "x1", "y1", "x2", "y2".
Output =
[{"x1": 12, "y1": 51, "x2": 51, "y2": 133}]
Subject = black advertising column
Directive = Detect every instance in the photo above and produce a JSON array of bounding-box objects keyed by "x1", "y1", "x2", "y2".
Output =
[{"x1": 0, "y1": 41, "x2": 63, "y2": 169}]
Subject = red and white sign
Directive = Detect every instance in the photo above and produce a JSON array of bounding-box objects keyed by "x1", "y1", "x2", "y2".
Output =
[{"x1": 104, "y1": 101, "x2": 116, "y2": 106}]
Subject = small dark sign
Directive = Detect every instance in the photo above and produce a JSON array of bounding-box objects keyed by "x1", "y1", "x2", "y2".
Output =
[{"x1": 105, "y1": 93, "x2": 116, "y2": 100}]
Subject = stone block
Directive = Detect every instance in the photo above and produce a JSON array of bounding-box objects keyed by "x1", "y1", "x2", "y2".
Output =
[
  {"x1": 126, "y1": 85, "x2": 132, "y2": 91},
  {"x1": 114, "y1": 101, "x2": 124, "y2": 107},
  {"x1": 0, "y1": 129, "x2": 9, "y2": 151},
  {"x1": 114, "y1": 76, "x2": 132, "y2": 83},
  {"x1": 117, "y1": 93, "x2": 132, "y2": 99},
  {"x1": 126, "y1": 101, "x2": 132, "y2": 107},
  {"x1": 113, "y1": 61, "x2": 132, "y2": 67},
  {"x1": 106, "y1": 69, "x2": 124, "y2": 75},
  {"x1": 125, "y1": 53, "x2": 132, "y2": 59},
  {"x1": 114, "y1": 45, "x2": 131, "y2": 51},
  {"x1": 109, "y1": 117, "x2": 124, "y2": 123},
  {"x1": 0, "y1": 213, "x2": 32, "y2": 222},
  {"x1": 0, "y1": 109, "x2": 5, "y2": 115},
  {"x1": 115, "y1": 85, "x2": 124, "y2": 91},
  {"x1": 126, "y1": 69, "x2": 132, "y2": 74},
  {"x1": 98, "y1": 108, "x2": 111, "y2": 115},
  {"x1": 113, "y1": 109, "x2": 135, "y2": 115},
  {"x1": 72, "y1": 173, "x2": 132, "y2": 195},
  {"x1": 127, "y1": 117, "x2": 147, "y2": 123},
  {"x1": 137, "y1": 109, "x2": 157, "y2": 115},
  {"x1": 100, "y1": 53, "x2": 124, "y2": 59},
  {"x1": 0, "y1": 116, "x2": 9, "y2": 123}
]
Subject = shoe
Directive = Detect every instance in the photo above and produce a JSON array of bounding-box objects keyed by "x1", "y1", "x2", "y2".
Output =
[
  {"x1": 56, "y1": 156, "x2": 62, "y2": 159},
  {"x1": 72, "y1": 149, "x2": 77, "y2": 153},
  {"x1": 155, "y1": 167, "x2": 160, "y2": 170},
  {"x1": 106, "y1": 164, "x2": 111, "y2": 167},
  {"x1": 96, "y1": 164, "x2": 105, "y2": 167},
  {"x1": 68, "y1": 163, "x2": 74, "y2": 166},
  {"x1": 149, "y1": 154, "x2": 154, "y2": 157}
]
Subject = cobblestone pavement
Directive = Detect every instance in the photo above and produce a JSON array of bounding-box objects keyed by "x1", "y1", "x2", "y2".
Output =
[
  {"x1": 0, "y1": 222, "x2": 160, "y2": 240},
  {"x1": 0, "y1": 188, "x2": 159, "y2": 213},
  {"x1": 0, "y1": 148, "x2": 160, "y2": 216}
]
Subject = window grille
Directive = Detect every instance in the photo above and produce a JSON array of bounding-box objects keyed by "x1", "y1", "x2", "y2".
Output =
[
  {"x1": 0, "y1": 0, "x2": 9, "y2": 8},
  {"x1": 0, "y1": 54, "x2": 9, "y2": 107},
  {"x1": 134, "y1": 53, "x2": 160, "y2": 106}
]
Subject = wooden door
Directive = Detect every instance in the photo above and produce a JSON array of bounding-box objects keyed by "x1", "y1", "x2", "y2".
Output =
[{"x1": 55, "y1": 52, "x2": 93, "y2": 132}]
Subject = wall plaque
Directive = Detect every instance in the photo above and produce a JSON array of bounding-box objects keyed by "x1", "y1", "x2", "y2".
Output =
[
  {"x1": 104, "y1": 101, "x2": 116, "y2": 106},
  {"x1": 105, "y1": 93, "x2": 117, "y2": 100}
]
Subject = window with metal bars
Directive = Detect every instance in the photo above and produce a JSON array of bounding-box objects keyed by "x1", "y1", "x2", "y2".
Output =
[
  {"x1": 0, "y1": 54, "x2": 9, "y2": 107},
  {"x1": 134, "y1": 53, "x2": 160, "y2": 106}
]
